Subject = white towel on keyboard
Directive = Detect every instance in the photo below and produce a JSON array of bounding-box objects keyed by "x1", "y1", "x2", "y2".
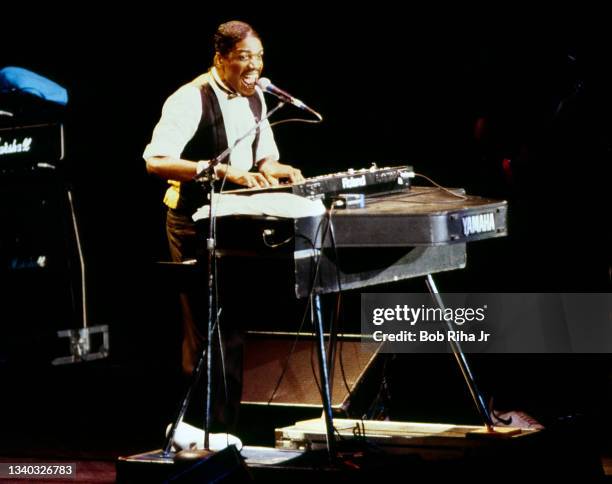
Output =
[{"x1": 192, "y1": 193, "x2": 325, "y2": 221}]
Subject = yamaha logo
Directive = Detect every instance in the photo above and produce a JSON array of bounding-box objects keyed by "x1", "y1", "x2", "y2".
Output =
[
  {"x1": 462, "y1": 212, "x2": 495, "y2": 236},
  {"x1": 0, "y1": 136, "x2": 33, "y2": 156}
]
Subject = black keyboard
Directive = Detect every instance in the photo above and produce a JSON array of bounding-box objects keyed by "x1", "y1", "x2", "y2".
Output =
[{"x1": 225, "y1": 165, "x2": 414, "y2": 199}]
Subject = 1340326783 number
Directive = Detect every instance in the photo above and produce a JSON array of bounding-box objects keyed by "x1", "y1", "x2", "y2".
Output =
[{"x1": 0, "y1": 463, "x2": 76, "y2": 479}]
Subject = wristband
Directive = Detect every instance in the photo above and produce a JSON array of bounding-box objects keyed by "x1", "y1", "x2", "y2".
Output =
[{"x1": 196, "y1": 160, "x2": 209, "y2": 175}]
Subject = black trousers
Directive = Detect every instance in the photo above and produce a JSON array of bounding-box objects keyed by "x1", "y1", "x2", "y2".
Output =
[{"x1": 166, "y1": 207, "x2": 243, "y2": 432}]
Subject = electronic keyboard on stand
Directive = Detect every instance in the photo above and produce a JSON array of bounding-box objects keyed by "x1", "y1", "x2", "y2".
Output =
[
  {"x1": 213, "y1": 187, "x2": 507, "y2": 297},
  {"x1": 225, "y1": 164, "x2": 415, "y2": 200},
  {"x1": 209, "y1": 181, "x2": 509, "y2": 452}
]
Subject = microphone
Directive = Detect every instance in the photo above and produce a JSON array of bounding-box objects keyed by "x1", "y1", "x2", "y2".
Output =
[{"x1": 257, "y1": 77, "x2": 322, "y2": 120}]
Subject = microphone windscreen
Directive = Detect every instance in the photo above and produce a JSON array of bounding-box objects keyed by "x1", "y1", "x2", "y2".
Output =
[{"x1": 257, "y1": 77, "x2": 272, "y2": 90}]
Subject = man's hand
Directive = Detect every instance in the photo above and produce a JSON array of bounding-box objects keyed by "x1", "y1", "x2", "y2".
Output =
[
  {"x1": 258, "y1": 159, "x2": 305, "y2": 185},
  {"x1": 216, "y1": 164, "x2": 271, "y2": 188}
]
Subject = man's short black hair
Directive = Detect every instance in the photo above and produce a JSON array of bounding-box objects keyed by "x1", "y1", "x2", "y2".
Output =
[{"x1": 214, "y1": 21, "x2": 260, "y2": 57}]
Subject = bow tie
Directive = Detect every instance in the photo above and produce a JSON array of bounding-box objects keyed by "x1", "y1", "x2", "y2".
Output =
[{"x1": 216, "y1": 82, "x2": 240, "y2": 99}]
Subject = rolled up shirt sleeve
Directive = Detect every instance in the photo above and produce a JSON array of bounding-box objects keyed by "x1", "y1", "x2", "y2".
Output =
[{"x1": 143, "y1": 85, "x2": 202, "y2": 160}]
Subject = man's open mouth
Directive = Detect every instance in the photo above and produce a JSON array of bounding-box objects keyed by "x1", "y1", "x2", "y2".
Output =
[{"x1": 240, "y1": 72, "x2": 258, "y2": 89}]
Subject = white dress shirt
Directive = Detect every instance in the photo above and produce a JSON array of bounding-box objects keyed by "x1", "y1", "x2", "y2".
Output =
[{"x1": 143, "y1": 67, "x2": 279, "y2": 171}]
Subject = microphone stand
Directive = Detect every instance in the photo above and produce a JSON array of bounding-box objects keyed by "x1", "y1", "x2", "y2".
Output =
[{"x1": 163, "y1": 101, "x2": 286, "y2": 457}]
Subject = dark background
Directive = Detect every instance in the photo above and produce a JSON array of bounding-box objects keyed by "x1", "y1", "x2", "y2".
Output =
[{"x1": 0, "y1": 6, "x2": 610, "y2": 460}]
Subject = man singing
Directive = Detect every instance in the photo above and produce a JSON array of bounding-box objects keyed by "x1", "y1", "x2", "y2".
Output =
[{"x1": 143, "y1": 20, "x2": 304, "y2": 430}]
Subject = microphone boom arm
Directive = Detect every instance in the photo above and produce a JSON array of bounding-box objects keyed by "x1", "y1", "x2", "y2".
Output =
[{"x1": 258, "y1": 77, "x2": 323, "y2": 122}]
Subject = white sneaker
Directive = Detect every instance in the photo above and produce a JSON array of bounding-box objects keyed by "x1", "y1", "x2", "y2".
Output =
[
  {"x1": 165, "y1": 421, "x2": 243, "y2": 451},
  {"x1": 493, "y1": 410, "x2": 544, "y2": 430}
]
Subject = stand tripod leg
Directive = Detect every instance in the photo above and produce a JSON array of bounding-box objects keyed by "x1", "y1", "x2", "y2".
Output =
[
  {"x1": 205, "y1": 238, "x2": 215, "y2": 451},
  {"x1": 425, "y1": 274, "x2": 494, "y2": 430},
  {"x1": 312, "y1": 293, "x2": 336, "y2": 460},
  {"x1": 162, "y1": 352, "x2": 206, "y2": 456},
  {"x1": 325, "y1": 293, "x2": 341, "y2": 398}
]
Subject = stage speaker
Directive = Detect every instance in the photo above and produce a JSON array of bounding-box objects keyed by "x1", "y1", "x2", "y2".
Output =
[
  {"x1": 241, "y1": 332, "x2": 382, "y2": 414},
  {"x1": 0, "y1": 170, "x2": 75, "y2": 366}
]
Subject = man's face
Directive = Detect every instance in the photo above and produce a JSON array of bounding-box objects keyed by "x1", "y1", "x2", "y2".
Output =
[{"x1": 217, "y1": 35, "x2": 264, "y2": 97}]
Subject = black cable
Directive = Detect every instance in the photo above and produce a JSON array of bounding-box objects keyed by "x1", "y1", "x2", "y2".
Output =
[
  {"x1": 306, "y1": 207, "x2": 337, "y2": 398},
  {"x1": 326, "y1": 202, "x2": 389, "y2": 449},
  {"x1": 413, "y1": 173, "x2": 468, "y2": 201},
  {"x1": 262, "y1": 231, "x2": 294, "y2": 248},
  {"x1": 301, "y1": 206, "x2": 362, "y2": 443},
  {"x1": 363, "y1": 355, "x2": 393, "y2": 421},
  {"x1": 266, "y1": 220, "x2": 325, "y2": 404},
  {"x1": 326, "y1": 202, "x2": 374, "y2": 445},
  {"x1": 386, "y1": 187, "x2": 467, "y2": 205},
  {"x1": 270, "y1": 117, "x2": 322, "y2": 128},
  {"x1": 325, "y1": 207, "x2": 352, "y2": 399}
]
